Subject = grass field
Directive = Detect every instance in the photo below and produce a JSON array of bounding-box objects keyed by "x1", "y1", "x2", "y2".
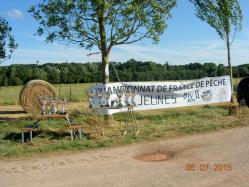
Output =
[
  {"x1": 0, "y1": 83, "x2": 95, "y2": 105},
  {"x1": 0, "y1": 78, "x2": 242, "y2": 105},
  {"x1": 0, "y1": 104, "x2": 248, "y2": 158},
  {"x1": 0, "y1": 79, "x2": 246, "y2": 158}
]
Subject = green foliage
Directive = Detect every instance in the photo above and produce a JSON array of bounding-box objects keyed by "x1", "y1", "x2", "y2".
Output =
[
  {"x1": 190, "y1": 0, "x2": 243, "y2": 94},
  {"x1": 0, "y1": 60, "x2": 248, "y2": 87},
  {"x1": 29, "y1": 0, "x2": 176, "y2": 50},
  {"x1": 0, "y1": 17, "x2": 18, "y2": 63},
  {"x1": 189, "y1": 0, "x2": 242, "y2": 41},
  {"x1": 29, "y1": 0, "x2": 176, "y2": 83}
]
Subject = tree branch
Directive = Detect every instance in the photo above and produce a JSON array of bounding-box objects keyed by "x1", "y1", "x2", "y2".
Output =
[
  {"x1": 115, "y1": 31, "x2": 150, "y2": 45},
  {"x1": 230, "y1": 27, "x2": 237, "y2": 47}
]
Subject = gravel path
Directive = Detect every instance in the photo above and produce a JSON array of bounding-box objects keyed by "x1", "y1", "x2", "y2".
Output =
[{"x1": 0, "y1": 126, "x2": 248, "y2": 187}]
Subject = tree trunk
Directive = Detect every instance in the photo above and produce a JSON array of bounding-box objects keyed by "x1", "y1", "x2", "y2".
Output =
[
  {"x1": 226, "y1": 34, "x2": 234, "y2": 103},
  {"x1": 97, "y1": 7, "x2": 109, "y2": 84},
  {"x1": 97, "y1": 5, "x2": 112, "y2": 123},
  {"x1": 101, "y1": 55, "x2": 109, "y2": 84},
  {"x1": 101, "y1": 54, "x2": 112, "y2": 124}
]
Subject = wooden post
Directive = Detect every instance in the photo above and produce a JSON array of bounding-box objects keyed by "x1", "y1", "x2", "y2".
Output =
[
  {"x1": 59, "y1": 85, "x2": 61, "y2": 97},
  {"x1": 70, "y1": 84, "x2": 72, "y2": 101},
  {"x1": 70, "y1": 129, "x2": 73, "y2": 141},
  {"x1": 30, "y1": 131, "x2": 32, "y2": 142},
  {"x1": 22, "y1": 132, "x2": 24, "y2": 143},
  {"x1": 79, "y1": 128, "x2": 82, "y2": 139}
]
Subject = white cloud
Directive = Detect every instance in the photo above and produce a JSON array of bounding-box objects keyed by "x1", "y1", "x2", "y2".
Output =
[
  {"x1": 3, "y1": 37, "x2": 249, "y2": 66},
  {"x1": 109, "y1": 41, "x2": 225, "y2": 64},
  {"x1": 6, "y1": 9, "x2": 23, "y2": 19},
  {"x1": 3, "y1": 43, "x2": 101, "y2": 65},
  {"x1": 109, "y1": 38, "x2": 249, "y2": 65}
]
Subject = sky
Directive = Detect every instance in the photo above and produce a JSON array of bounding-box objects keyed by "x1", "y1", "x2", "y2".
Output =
[{"x1": 0, "y1": 0, "x2": 249, "y2": 66}]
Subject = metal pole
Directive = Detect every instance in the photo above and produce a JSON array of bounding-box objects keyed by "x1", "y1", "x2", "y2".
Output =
[
  {"x1": 58, "y1": 68, "x2": 61, "y2": 97},
  {"x1": 36, "y1": 60, "x2": 39, "y2": 77}
]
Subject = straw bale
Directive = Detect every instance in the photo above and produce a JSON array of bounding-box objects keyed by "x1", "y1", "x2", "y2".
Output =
[{"x1": 19, "y1": 80, "x2": 57, "y2": 113}]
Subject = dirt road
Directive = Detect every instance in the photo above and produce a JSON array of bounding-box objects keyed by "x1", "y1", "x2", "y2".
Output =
[{"x1": 0, "y1": 126, "x2": 248, "y2": 187}]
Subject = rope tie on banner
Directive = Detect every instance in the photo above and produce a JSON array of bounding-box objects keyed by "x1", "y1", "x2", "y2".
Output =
[{"x1": 110, "y1": 62, "x2": 121, "y2": 82}]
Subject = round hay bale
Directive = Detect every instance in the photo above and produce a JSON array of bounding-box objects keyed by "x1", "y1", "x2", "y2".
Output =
[{"x1": 19, "y1": 80, "x2": 58, "y2": 113}]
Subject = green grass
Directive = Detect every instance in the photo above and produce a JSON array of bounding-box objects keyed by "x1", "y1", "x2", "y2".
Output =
[
  {"x1": 0, "y1": 78, "x2": 242, "y2": 105},
  {"x1": 0, "y1": 105, "x2": 248, "y2": 159},
  {"x1": 0, "y1": 85, "x2": 23, "y2": 105},
  {"x1": 0, "y1": 80, "x2": 246, "y2": 158},
  {"x1": 0, "y1": 83, "x2": 95, "y2": 105},
  {"x1": 54, "y1": 83, "x2": 95, "y2": 102}
]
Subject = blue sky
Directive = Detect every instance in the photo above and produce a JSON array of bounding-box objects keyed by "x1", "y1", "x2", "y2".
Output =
[{"x1": 0, "y1": 0, "x2": 249, "y2": 66}]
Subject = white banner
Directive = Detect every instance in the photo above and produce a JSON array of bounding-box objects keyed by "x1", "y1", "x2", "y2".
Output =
[{"x1": 88, "y1": 76, "x2": 231, "y2": 115}]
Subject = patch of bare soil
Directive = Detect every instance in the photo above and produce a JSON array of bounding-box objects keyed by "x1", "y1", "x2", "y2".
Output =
[
  {"x1": 135, "y1": 149, "x2": 173, "y2": 162},
  {"x1": 134, "y1": 143, "x2": 205, "y2": 162}
]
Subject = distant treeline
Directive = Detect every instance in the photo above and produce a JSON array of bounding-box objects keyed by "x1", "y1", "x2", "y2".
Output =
[{"x1": 0, "y1": 59, "x2": 248, "y2": 86}]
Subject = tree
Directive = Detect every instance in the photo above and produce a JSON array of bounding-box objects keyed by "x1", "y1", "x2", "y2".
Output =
[
  {"x1": 237, "y1": 65, "x2": 249, "y2": 77},
  {"x1": 217, "y1": 64, "x2": 226, "y2": 76},
  {"x1": 189, "y1": 0, "x2": 242, "y2": 101},
  {"x1": 44, "y1": 65, "x2": 61, "y2": 83},
  {"x1": 29, "y1": 0, "x2": 176, "y2": 83},
  {"x1": 0, "y1": 17, "x2": 18, "y2": 63}
]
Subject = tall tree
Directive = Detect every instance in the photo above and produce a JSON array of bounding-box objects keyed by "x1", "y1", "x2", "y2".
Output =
[
  {"x1": 29, "y1": 0, "x2": 176, "y2": 83},
  {"x1": 0, "y1": 17, "x2": 18, "y2": 63},
  {"x1": 189, "y1": 0, "x2": 242, "y2": 101}
]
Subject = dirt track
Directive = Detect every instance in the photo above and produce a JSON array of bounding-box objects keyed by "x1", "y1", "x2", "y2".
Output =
[{"x1": 0, "y1": 126, "x2": 248, "y2": 187}]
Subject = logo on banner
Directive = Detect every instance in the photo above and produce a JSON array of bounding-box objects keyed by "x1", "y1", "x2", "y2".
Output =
[
  {"x1": 218, "y1": 88, "x2": 227, "y2": 101},
  {"x1": 201, "y1": 90, "x2": 212, "y2": 102}
]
